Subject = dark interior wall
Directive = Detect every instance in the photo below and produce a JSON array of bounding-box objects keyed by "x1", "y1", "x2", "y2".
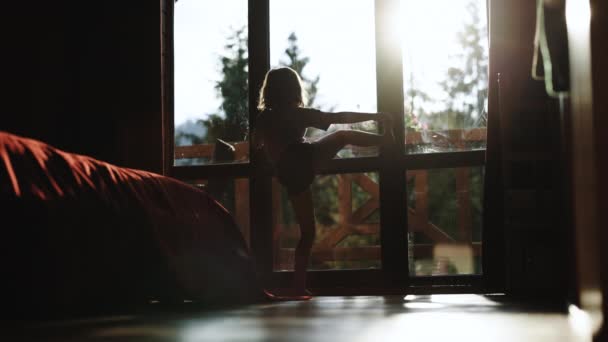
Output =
[
  {"x1": 1, "y1": 0, "x2": 580, "y2": 297},
  {"x1": 490, "y1": 0, "x2": 571, "y2": 296},
  {"x1": 3, "y1": 1, "x2": 163, "y2": 173},
  {"x1": 591, "y1": 0, "x2": 608, "y2": 338}
]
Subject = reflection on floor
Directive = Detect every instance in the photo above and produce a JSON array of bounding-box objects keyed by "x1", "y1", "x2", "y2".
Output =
[{"x1": 11, "y1": 294, "x2": 594, "y2": 341}]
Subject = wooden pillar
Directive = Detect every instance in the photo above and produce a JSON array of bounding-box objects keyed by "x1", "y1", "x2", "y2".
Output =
[
  {"x1": 567, "y1": 0, "x2": 605, "y2": 338},
  {"x1": 234, "y1": 142, "x2": 250, "y2": 246},
  {"x1": 456, "y1": 167, "x2": 472, "y2": 243},
  {"x1": 338, "y1": 174, "x2": 353, "y2": 225},
  {"x1": 271, "y1": 179, "x2": 285, "y2": 270},
  {"x1": 375, "y1": 0, "x2": 409, "y2": 286},
  {"x1": 414, "y1": 170, "x2": 429, "y2": 234}
]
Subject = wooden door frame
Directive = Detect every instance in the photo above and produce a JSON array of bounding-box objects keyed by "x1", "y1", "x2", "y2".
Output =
[{"x1": 161, "y1": 0, "x2": 497, "y2": 294}]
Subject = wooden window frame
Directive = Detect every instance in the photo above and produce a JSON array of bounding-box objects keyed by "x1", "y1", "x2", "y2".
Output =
[{"x1": 161, "y1": 0, "x2": 498, "y2": 293}]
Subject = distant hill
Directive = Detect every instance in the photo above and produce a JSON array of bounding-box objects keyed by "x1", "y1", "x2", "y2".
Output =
[{"x1": 175, "y1": 119, "x2": 206, "y2": 146}]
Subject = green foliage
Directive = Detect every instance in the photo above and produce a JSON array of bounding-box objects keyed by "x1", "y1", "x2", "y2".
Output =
[
  {"x1": 280, "y1": 33, "x2": 320, "y2": 107},
  {"x1": 437, "y1": 0, "x2": 488, "y2": 129},
  {"x1": 404, "y1": 1, "x2": 488, "y2": 274},
  {"x1": 404, "y1": 71, "x2": 431, "y2": 132},
  {"x1": 427, "y1": 169, "x2": 458, "y2": 238},
  {"x1": 201, "y1": 27, "x2": 249, "y2": 143},
  {"x1": 175, "y1": 131, "x2": 204, "y2": 146},
  {"x1": 402, "y1": 2, "x2": 487, "y2": 133},
  {"x1": 193, "y1": 30, "x2": 322, "y2": 144},
  {"x1": 470, "y1": 167, "x2": 484, "y2": 242},
  {"x1": 425, "y1": 1, "x2": 487, "y2": 267},
  {"x1": 181, "y1": 7, "x2": 488, "y2": 273},
  {"x1": 311, "y1": 176, "x2": 339, "y2": 225}
]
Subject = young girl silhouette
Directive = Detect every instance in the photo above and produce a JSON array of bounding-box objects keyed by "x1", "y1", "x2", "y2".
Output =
[{"x1": 254, "y1": 67, "x2": 393, "y2": 298}]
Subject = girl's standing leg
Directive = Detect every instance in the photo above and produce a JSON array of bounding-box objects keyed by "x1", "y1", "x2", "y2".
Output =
[
  {"x1": 281, "y1": 129, "x2": 393, "y2": 297},
  {"x1": 288, "y1": 188, "x2": 316, "y2": 294}
]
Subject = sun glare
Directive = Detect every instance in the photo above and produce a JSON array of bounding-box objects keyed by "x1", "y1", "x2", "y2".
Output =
[
  {"x1": 400, "y1": 0, "x2": 485, "y2": 105},
  {"x1": 397, "y1": 0, "x2": 488, "y2": 133},
  {"x1": 566, "y1": 0, "x2": 591, "y2": 33},
  {"x1": 174, "y1": 0, "x2": 488, "y2": 135},
  {"x1": 382, "y1": 0, "x2": 403, "y2": 55}
]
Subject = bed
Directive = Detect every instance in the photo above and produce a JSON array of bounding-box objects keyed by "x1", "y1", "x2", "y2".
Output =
[{"x1": 0, "y1": 131, "x2": 264, "y2": 318}]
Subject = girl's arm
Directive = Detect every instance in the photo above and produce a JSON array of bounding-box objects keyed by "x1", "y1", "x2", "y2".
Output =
[
  {"x1": 252, "y1": 130, "x2": 263, "y2": 149},
  {"x1": 252, "y1": 114, "x2": 266, "y2": 149},
  {"x1": 321, "y1": 111, "x2": 390, "y2": 125}
]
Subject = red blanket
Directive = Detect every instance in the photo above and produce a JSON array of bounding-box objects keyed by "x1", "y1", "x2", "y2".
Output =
[{"x1": 0, "y1": 132, "x2": 263, "y2": 317}]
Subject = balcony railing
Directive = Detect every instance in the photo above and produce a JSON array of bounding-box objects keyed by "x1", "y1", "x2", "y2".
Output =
[{"x1": 174, "y1": 128, "x2": 486, "y2": 275}]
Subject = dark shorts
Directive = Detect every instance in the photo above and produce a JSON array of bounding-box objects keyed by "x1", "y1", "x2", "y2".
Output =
[{"x1": 276, "y1": 142, "x2": 317, "y2": 195}]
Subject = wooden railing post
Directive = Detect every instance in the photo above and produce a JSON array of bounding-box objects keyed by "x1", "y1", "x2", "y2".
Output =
[
  {"x1": 338, "y1": 174, "x2": 353, "y2": 225},
  {"x1": 456, "y1": 167, "x2": 473, "y2": 243},
  {"x1": 454, "y1": 137, "x2": 473, "y2": 245},
  {"x1": 414, "y1": 170, "x2": 429, "y2": 235},
  {"x1": 271, "y1": 178, "x2": 285, "y2": 269},
  {"x1": 172, "y1": 129, "x2": 487, "y2": 267},
  {"x1": 234, "y1": 142, "x2": 250, "y2": 246}
]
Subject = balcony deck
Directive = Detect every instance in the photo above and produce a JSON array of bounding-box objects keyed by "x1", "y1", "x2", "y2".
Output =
[
  {"x1": 174, "y1": 128, "x2": 486, "y2": 275},
  {"x1": 12, "y1": 294, "x2": 588, "y2": 342}
]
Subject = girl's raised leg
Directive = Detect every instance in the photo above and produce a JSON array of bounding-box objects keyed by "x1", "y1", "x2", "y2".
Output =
[{"x1": 312, "y1": 129, "x2": 392, "y2": 166}]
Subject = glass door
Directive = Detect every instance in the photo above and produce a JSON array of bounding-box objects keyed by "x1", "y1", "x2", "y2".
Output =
[
  {"x1": 268, "y1": 0, "x2": 389, "y2": 287},
  {"x1": 399, "y1": 0, "x2": 487, "y2": 284},
  {"x1": 166, "y1": 0, "x2": 490, "y2": 292}
]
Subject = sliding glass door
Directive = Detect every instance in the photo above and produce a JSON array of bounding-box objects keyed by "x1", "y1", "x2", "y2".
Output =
[
  {"x1": 166, "y1": 0, "x2": 489, "y2": 291},
  {"x1": 399, "y1": 0, "x2": 488, "y2": 282}
]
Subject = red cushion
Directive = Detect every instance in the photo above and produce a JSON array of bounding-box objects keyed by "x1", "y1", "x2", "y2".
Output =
[{"x1": 0, "y1": 131, "x2": 263, "y2": 317}]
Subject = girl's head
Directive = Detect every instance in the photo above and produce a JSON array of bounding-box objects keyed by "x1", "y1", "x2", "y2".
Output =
[{"x1": 257, "y1": 67, "x2": 306, "y2": 111}]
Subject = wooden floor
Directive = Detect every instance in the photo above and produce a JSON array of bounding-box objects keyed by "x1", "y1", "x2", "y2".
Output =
[{"x1": 9, "y1": 294, "x2": 594, "y2": 341}]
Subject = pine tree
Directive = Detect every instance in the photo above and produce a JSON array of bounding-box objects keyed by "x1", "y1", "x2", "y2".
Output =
[
  {"x1": 280, "y1": 32, "x2": 320, "y2": 107},
  {"x1": 200, "y1": 26, "x2": 249, "y2": 143},
  {"x1": 439, "y1": 0, "x2": 488, "y2": 129},
  {"x1": 404, "y1": 70, "x2": 432, "y2": 131},
  {"x1": 275, "y1": 32, "x2": 342, "y2": 232},
  {"x1": 196, "y1": 31, "x2": 322, "y2": 144}
]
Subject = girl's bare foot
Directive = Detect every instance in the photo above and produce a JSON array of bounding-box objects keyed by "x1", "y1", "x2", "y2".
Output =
[
  {"x1": 383, "y1": 122, "x2": 396, "y2": 145},
  {"x1": 384, "y1": 127, "x2": 396, "y2": 144},
  {"x1": 264, "y1": 288, "x2": 313, "y2": 301},
  {"x1": 378, "y1": 113, "x2": 396, "y2": 144},
  {"x1": 291, "y1": 288, "x2": 313, "y2": 296}
]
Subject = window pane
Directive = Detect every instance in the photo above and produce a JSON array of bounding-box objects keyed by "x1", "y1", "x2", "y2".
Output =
[
  {"x1": 400, "y1": 0, "x2": 488, "y2": 154},
  {"x1": 273, "y1": 173, "x2": 381, "y2": 271},
  {"x1": 406, "y1": 167, "x2": 483, "y2": 276},
  {"x1": 270, "y1": 0, "x2": 379, "y2": 158},
  {"x1": 174, "y1": 0, "x2": 249, "y2": 166},
  {"x1": 189, "y1": 178, "x2": 251, "y2": 247}
]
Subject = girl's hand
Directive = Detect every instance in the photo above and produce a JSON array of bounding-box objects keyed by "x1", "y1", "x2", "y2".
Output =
[
  {"x1": 377, "y1": 112, "x2": 393, "y2": 126},
  {"x1": 377, "y1": 113, "x2": 396, "y2": 143}
]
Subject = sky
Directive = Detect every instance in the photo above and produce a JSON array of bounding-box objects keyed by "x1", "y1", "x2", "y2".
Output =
[{"x1": 173, "y1": 0, "x2": 487, "y2": 126}]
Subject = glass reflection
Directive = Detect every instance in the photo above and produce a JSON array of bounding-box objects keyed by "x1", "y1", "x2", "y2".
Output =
[
  {"x1": 270, "y1": 0, "x2": 379, "y2": 158},
  {"x1": 273, "y1": 172, "x2": 381, "y2": 271},
  {"x1": 174, "y1": 0, "x2": 249, "y2": 166},
  {"x1": 407, "y1": 167, "x2": 483, "y2": 276},
  {"x1": 400, "y1": 0, "x2": 488, "y2": 154}
]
